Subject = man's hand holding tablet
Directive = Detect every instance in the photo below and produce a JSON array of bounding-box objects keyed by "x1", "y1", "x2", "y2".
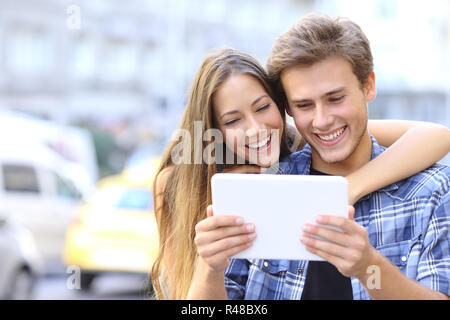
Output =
[{"x1": 300, "y1": 206, "x2": 376, "y2": 279}]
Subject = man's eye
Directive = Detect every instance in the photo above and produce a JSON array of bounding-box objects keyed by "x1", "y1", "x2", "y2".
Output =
[
  {"x1": 224, "y1": 119, "x2": 239, "y2": 126},
  {"x1": 330, "y1": 96, "x2": 344, "y2": 103},
  {"x1": 257, "y1": 104, "x2": 270, "y2": 112},
  {"x1": 296, "y1": 103, "x2": 312, "y2": 109}
]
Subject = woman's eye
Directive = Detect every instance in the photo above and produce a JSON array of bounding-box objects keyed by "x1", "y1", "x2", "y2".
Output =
[
  {"x1": 257, "y1": 104, "x2": 270, "y2": 112},
  {"x1": 224, "y1": 119, "x2": 239, "y2": 126}
]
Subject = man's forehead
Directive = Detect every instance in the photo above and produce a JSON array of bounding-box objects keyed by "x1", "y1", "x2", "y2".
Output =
[
  {"x1": 282, "y1": 57, "x2": 353, "y2": 78},
  {"x1": 280, "y1": 58, "x2": 358, "y2": 98}
]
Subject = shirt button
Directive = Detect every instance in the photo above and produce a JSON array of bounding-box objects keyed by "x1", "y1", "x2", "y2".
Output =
[
  {"x1": 263, "y1": 261, "x2": 269, "y2": 268},
  {"x1": 401, "y1": 256, "x2": 407, "y2": 262},
  {"x1": 297, "y1": 268, "x2": 303, "y2": 274}
]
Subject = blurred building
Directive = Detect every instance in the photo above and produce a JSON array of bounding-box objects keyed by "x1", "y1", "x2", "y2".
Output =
[
  {"x1": 0, "y1": 0, "x2": 448, "y2": 163},
  {"x1": 0, "y1": 0, "x2": 316, "y2": 126}
]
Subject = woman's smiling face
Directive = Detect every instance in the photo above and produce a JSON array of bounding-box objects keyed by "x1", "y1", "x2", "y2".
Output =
[{"x1": 213, "y1": 73, "x2": 284, "y2": 167}]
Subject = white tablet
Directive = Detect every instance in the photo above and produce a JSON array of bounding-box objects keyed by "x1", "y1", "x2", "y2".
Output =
[{"x1": 211, "y1": 173, "x2": 348, "y2": 261}]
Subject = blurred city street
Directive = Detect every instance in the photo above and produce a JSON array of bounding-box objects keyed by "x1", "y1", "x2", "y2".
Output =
[{"x1": 33, "y1": 272, "x2": 150, "y2": 300}]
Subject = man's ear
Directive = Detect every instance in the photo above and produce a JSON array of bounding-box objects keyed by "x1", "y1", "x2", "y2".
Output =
[{"x1": 364, "y1": 72, "x2": 377, "y2": 102}]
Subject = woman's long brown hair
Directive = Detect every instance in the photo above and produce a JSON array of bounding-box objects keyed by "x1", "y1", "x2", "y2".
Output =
[{"x1": 150, "y1": 48, "x2": 294, "y2": 299}]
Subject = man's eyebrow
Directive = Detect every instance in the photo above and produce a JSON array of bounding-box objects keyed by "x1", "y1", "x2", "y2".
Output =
[
  {"x1": 219, "y1": 95, "x2": 268, "y2": 120},
  {"x1": 323, "y1": 87, "x2": 345, "y2": 97},
  {"x1": 290, "y1": 87, "x2": 346, "y2": 103}
]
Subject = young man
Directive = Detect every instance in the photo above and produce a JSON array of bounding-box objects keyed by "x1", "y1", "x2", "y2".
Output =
[{"x1": 223, "y1": 13, "x2": 450, "y2": 300}]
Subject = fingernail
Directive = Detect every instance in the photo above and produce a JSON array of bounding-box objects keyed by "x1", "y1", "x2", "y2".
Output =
[
  {"x1": 248, "y1": 233, "x2": 256, "y2": 240},
  {"x1": 303, "y1": 224, "x2": 312, "y2": 232},
  {"x1": 246, "y1": 223, "x2": 254, "y2": 232},
  {"x1": 236, "y1": 218, "x2": 243, "y2": 225},
  {"x1": 316, "y1": 215, "x2": 325, "y2": 223}
]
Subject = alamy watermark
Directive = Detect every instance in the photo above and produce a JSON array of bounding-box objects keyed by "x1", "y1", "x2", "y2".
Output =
[
  {"x1": 66, "y1": 265, "x2": 81, "y2": 290},
  {"x1": 366, "y1": 264, "x2": 381, "y2": 290},
  {"x1": 169, "y1": 121, "x2": 281, "y2": 169}
]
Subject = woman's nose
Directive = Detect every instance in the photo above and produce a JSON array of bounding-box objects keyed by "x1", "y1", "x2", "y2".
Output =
[{"x1": 245, "y1": 118, "x2": 267, "y2": 141}]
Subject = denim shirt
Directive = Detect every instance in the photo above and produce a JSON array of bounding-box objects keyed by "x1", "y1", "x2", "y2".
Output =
[{"x1": 224, "y1": 135, "x2": 450, "y2": 300}]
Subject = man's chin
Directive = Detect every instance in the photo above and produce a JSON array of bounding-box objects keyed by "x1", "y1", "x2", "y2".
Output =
[{"x1": 313, "y1": 148, "x2": 352, "y2": 165}]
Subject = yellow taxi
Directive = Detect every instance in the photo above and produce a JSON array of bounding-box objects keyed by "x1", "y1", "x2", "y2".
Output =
[{"x1": 63, "y1": 158, "x2": 160, "y2": 290}]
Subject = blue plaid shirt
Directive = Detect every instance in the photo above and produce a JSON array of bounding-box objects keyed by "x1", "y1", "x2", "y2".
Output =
[{"x1": 224, "y1": 135, "x2": 450, "y2": 300}]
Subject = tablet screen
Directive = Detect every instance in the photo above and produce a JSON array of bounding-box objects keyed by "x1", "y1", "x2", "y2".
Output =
[{"x1": 211, "y1": 173, "x2": 348, "y2": 260}]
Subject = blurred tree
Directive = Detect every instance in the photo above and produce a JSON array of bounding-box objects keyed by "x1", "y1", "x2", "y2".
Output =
[{"x1": 73, "y1": 121, "x2": 128, "y2": 178}]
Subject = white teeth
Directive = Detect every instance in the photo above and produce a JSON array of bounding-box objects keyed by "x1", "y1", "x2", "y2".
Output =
[
  {"x1": 248, "y1": 136, "x2": 270, "y2": 149},
  {"x1": 318, "y1": 127, "x2": 345, "y2": 141}
]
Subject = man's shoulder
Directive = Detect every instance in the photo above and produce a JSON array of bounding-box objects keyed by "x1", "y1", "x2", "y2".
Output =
[
  {"x1": 279, "y1": 147, "x2": 312, "y2": 175},
  {"x1": 282, "y1": 149, "x2": 307, "y2": 163},
  {"x1": 391, "y1": 163, "x2": 450, "y2": 200}
]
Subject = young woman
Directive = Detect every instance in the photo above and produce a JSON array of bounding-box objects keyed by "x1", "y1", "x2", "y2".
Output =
[{"x1": 151, "y1": 48, "x2": 450, "y2": 300}]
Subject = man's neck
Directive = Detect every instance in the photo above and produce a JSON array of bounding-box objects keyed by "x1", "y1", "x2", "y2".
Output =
[{"x1": 311, "y1": 131, "x2": 372, "y2": 176}]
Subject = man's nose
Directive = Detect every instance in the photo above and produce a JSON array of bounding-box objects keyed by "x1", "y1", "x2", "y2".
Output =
[{"x1": 312, "y1": 105, "x2": 333, "y2": 130}]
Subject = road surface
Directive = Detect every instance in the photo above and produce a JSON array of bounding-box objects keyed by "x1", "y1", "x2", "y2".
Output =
[{"x1": 32, "y1": 272, "x2": 153, "y2": 300}]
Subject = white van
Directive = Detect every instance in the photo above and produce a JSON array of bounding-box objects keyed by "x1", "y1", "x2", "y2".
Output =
[
  {"x1": 0, "y1": 110, "x2": 98, "y2": 183},
  {"x1": 0, "y1": 140, "x2": 92, "y2": 272}
]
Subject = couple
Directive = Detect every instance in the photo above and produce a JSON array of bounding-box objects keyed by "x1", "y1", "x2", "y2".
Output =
[{"x1": 151, "y1": 13, "x2": 450, "y2": 300}]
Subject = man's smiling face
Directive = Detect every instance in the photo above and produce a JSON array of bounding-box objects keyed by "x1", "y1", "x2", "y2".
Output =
[{"x1": 281, "y1": 55, "x2": 376, "y2": 172}]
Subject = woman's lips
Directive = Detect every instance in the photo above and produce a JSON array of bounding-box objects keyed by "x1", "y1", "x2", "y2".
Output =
[{"x1": 246, "y1": 134, "x2": 272, "y2": 152}]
